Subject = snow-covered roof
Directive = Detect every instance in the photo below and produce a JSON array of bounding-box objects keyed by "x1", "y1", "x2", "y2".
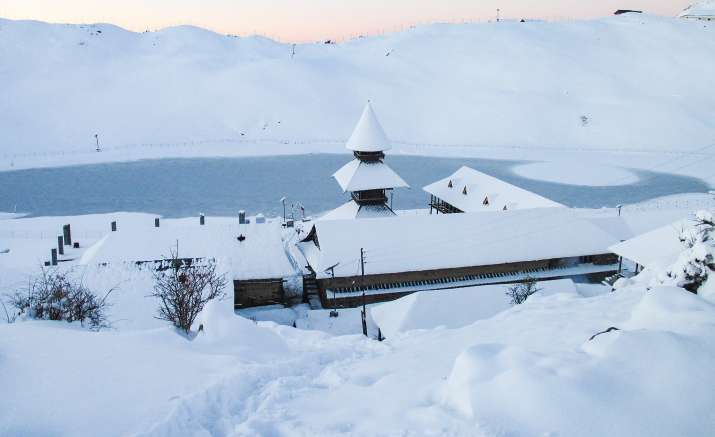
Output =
[
  {"x1": 319, "y1": 201, "x2": 396, "y2": 221},
  {"x1": 345, "y1": 102, "x2": 391, "y2": 152},
  {"x1": 333, "y1": 159, "x2": 408, "y2": 192},
  {"x1": 300, "y1": 208, "x2": 619, "y2": 279},
  {"x1": 423, "y1": 166, "x2": 563, "y2": 212},
  {"x1": 608, "y1": 220, "x2": 688, "y2": 270},
  {"x1": 80, "y1": 217, "x2": 298, "y2": 280},
  {"x1": 680, "y1": 0, "x2": 715, "y2": 17}
]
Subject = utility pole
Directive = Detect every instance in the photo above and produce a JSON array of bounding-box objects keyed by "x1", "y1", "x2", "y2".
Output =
[
  {"x1": 280, "y1": 196, "x2": 287, "y2": 225},
  {"x1": 360, "y1": 247, "x2": 367, "y2": 336},
  {"x1": 325, "y1": 263, "x2": 340, "y2": 318}
]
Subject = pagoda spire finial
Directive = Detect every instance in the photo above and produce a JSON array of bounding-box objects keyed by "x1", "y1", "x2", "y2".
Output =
[{"x1": 346, "y1": 101, "x2": 391, "y2": 152}]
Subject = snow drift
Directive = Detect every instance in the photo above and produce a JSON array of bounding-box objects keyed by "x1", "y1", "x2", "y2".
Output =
[
  {"x1": 371, "y1": 279, "x2": 576, "y2": 338},
  {"x1": 442, "y1": 286, "x2": 715, "y2": 437}
]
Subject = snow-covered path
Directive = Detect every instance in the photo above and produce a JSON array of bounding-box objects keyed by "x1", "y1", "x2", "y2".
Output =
[
  {"x1": 153, "y1": 287, "x2": 714, "y2": 437},
  {"x1": 4, "y1": 285, "x2": 702, "y2": 436}
]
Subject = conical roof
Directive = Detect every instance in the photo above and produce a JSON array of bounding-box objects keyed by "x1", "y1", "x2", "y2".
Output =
[{"x1": 346, "y1": 102, "x2": 391, "y2": 152}]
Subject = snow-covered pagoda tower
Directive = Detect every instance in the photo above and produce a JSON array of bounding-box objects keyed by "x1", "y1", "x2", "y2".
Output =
[{"x1": 325, "y1": 102, "x2": 409, "y2": 219}]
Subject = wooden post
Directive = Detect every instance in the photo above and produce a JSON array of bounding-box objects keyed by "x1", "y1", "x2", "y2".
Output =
[
  {"x1": 57, "y1": 236, "x2": 64, "y2": 255},
  {"x1": 360, "y1": 248, "x2": 367, "y2": 337},
  {"x1": 200, "y1": 214, "x2": 205, "y2": 225},
  {"x1": 155, "y1": 218, "x2": 160, "y2": 228},
  {"x1": 51, "y1": 248, "x2": 58, "y2": 265},
  {"x1": 63, "y1": 224, "x2": 72, "y2": 246},
  {"x1": 111, "y1": 221, "x2": 117, "y2": 232}
]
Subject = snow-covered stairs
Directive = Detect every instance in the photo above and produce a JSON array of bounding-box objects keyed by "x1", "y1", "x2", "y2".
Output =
[{"x1": 302, "y1": 274, "x2": 322, "y2": 310}]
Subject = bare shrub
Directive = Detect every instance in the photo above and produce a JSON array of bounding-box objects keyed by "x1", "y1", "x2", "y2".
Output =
[
  {"x1": 9, "y1": 267, "x2": 112, "y2": 330},
  {"x1": 506, "y1": 275, "x2": 541, "y2": 305},
  {"x1": 1, "y1": 299, "x2": 16, "y2": 324},
  {"x1": 150, "y1": 250, "x2": 227, "y2": 334}
]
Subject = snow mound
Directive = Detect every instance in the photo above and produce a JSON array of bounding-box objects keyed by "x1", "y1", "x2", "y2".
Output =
[
  {"x1": 194, "y1": 298, "x2": 290, "y2": 357},
  {"x1": 443, "y1": 286, "x2": 715, "y2": 436},
  {"x1": 513, "y1": 161, "x2": 639, "y2": 186},
  {"x1": 371, "y1": 279, "x2": 576, "y2": 338},
  {"x1": 625, "y1": 286, "x2": 715, "y2": 334}
]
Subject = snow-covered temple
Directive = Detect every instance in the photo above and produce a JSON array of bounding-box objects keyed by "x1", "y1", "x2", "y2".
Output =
[
  {"x1": 299, "y1": 208, "x2": 621, "y2": 307},
  {"x1": 424, "y1": 166, "x2": 563, "y2": 214},
  {"x1": 322, "y1": 102, "x2": 408, "y2": 220}
]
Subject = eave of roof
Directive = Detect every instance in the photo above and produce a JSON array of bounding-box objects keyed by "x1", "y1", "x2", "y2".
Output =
[{"x1": 333, "y1": 159, "x2": 409, "y2": 192}]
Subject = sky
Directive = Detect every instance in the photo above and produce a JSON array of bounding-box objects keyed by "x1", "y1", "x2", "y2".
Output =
[{"x1": 0, "y1": 0, "x2": 695, "y2": 42}]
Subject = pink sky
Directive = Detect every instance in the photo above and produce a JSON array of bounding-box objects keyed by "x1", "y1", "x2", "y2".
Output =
[{"x1": 0, "y1": 0, "x2": 695, "y2": 42}]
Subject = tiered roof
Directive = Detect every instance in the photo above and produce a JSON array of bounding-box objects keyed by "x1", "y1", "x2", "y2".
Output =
[
  {"x1": 333, "y1": 159, "x2": 408, "y2": 192},
  {"x1": 320, "y1": 201, "x2": 396, "y2": 221},
  {"x1": 325, "y1": 102, "x2": 409, "y2": 220}
]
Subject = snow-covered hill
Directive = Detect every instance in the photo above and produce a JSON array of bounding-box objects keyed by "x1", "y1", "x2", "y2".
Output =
[{"x1": 1, "y1": 14, "x2": 714, "y2": 166}]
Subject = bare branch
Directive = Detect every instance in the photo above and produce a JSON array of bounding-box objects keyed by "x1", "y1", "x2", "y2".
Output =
[{"x1": 150, "y1": 248, "x2": 226, "y2": 334}]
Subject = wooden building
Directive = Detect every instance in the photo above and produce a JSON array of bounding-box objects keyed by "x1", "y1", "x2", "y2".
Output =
[
  {"x1": 321, "y1": 102, "x2": 409, "y2": 220},
  {"x1": 424, "y1": 166, "x2": 563, "y2": 215},
  {"x1": 78, "y1": 216, "x2": 300, "y2": 309},
  {"x1": 608, "y1": 218, "x2": 688, "y2": 278},
  {"x1": 233, "y1": 278, "x2": 286, "y2": 308},
  {"x1": 298, "y1": 208, "x2": 621, "y2": 308}
]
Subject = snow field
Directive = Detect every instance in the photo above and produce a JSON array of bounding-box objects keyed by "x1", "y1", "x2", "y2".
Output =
[
  {"x1": 1, "y1": 14, "x2": 714, "y2": 184},
  {"x1": 2, "y1": 260, "x2": 715, "y2": 435},
  {"x1": 512, "y1": 161, "x2": 640, "y2": 186}
]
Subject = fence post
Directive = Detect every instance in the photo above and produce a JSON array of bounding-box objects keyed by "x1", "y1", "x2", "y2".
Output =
[{"x1": 63, "y1": 224, "x2": 72, "y2": 246}]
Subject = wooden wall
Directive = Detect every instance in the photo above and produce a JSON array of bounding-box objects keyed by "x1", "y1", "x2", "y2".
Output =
[
  {"x1": 316, "y1": 254, "x2": 619, "y2": 308},
  {"x1": 234, "y1": 279, "x2": 285, "y2": 309},
  {"x1": 318, "y1": 258, "x2": 552, "y2": 291}
]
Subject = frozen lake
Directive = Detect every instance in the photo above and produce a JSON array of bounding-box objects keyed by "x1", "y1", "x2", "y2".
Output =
[{"x1": 0, "y1": 155, "x2": 710, "y2": 217}]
